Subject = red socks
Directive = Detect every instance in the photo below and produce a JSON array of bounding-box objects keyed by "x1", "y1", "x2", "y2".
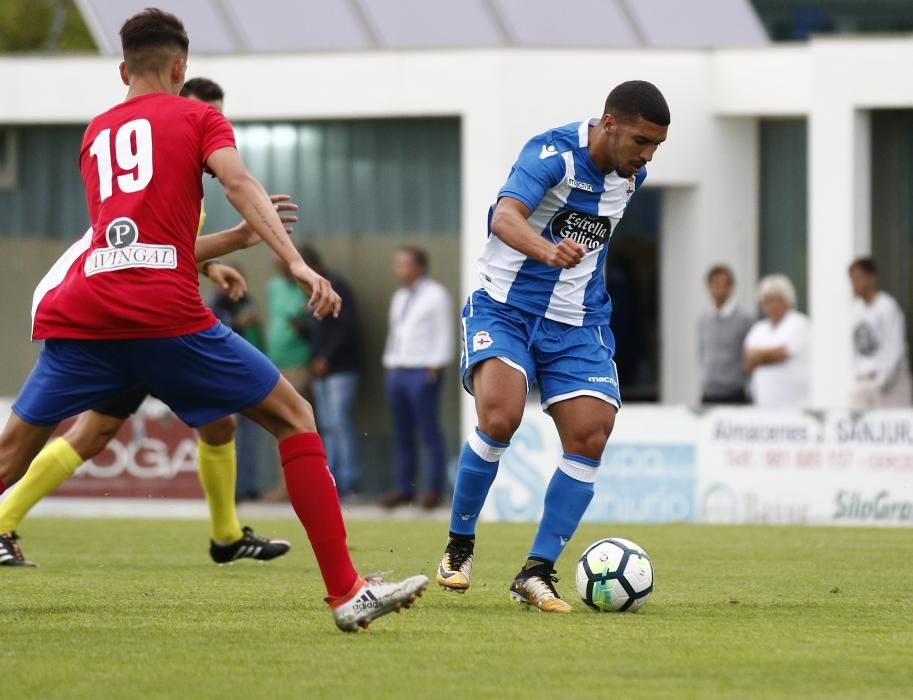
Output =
[{"x1": 279, "y1": 433, "x2": 359, "y2": 598}]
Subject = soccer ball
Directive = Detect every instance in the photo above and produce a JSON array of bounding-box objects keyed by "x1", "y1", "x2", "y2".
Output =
[{"x1": 575, "y1": 538, "x2": 653, "y2": 612}]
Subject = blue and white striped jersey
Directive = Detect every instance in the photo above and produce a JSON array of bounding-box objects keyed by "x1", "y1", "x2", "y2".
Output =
[{"x1": 478, "y1": 119, "x2": 646, "y2": 327}]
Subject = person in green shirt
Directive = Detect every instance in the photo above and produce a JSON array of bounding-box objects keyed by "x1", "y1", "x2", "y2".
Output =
[
  {"x1": 207, "y1": 264, "x2": 267, "y2": 500},
  {"x1": 259, "y1": 256, "x2": 313, "y2": 501},
  {"x1": 267, "y1": 256, "x2": 313, "y2": 395}
]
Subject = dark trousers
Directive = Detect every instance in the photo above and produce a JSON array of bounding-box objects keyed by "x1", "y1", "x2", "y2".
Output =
[
  {"x1": 235, "y1": 414, "x2": 265, "y2": 499},
  {"x1": 385, "y1": 368, "x2": 445, "y2": 495},
  {"x1": 701, "y1": 389, "x2": 750, "y2": 405}
]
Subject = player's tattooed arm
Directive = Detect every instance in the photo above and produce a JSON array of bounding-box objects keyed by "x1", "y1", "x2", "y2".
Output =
[
  {"x1": 193, "y1": 195, "x2": 299, "y2": 261},
  {"x1": 206, "y1": 146, "x2": 341, "y2": 320},
  {"x1": 491, "y1": 197, "x2": 586, "y2": 269}
]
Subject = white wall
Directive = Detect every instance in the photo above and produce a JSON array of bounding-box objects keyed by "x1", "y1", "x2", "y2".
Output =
[{"x1": 3, "y1": 37, "x2": 913, "y2": 424}]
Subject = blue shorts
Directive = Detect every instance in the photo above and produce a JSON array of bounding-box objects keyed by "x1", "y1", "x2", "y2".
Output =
[
  {"x1": 12, "y1": 322, "x2": 280, "y2": 428},
  {"x1": 459, "y1": 290, "x2": 621, "y2": 411}
]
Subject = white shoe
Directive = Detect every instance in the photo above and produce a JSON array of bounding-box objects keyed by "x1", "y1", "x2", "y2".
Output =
[
  {"x1": 509, "y1": 565, "x2": 573, "y2": 613},
  {"x1": 329, "y1": 573, "x2": 429, "y2": 632},
  {"x1": 436, "y1": 539, "x2": 473, "y2": 592}
]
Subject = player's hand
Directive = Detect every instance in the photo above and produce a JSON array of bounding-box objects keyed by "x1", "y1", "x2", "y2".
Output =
[
  {"x1": 310, "y1": 356, "x2": 330, "y2": 378},
  {"x1": 289, "y1": 260, "x2": 342, "y2": 320},
  {"x1": 544, "y1": 239, "x2": 587, "y2": 269},
  {"x1": 237, "y1": 194, "x2": 299, "y2": 248},
  {"x1": 206, "y1": 262, "x2": 247, "y2": 301}
]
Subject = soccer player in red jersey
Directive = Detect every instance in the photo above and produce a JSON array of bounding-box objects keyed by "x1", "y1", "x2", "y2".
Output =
[
  {"x1": 0, "y1": 8, "x2": 427, "y2": 631},
  {"x1": 0, "y1": 78, "x2": 295, "y2": 569}
]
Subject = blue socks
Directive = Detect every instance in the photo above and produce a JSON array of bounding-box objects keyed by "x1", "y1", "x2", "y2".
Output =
[
  {"x1": 448, "y1": 436, "x2": 600, "y2": 568},
  {"x1": 448, "y1": 429, "x2": 509, "y2": 536},
  {"x1": 529, "y1": 454, "x2": 599, "y2": 564}
]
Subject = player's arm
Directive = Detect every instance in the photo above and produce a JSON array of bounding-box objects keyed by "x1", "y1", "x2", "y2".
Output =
[
  {"x1": 491, "y1": 197, "x2": 586, "y2": 269},
  {"x1": 206, "y1": 147, "x2": 340, "y2": 320},
  {"x1": 202, "y1": 262, "x2": 247, "y2": 302},
  {"x1": 194, "y1": 195, "x2": 299, "y2": 261}
]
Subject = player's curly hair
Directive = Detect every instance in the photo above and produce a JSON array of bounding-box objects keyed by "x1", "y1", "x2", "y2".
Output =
[
  {"x1": 604, "y1": 81, "x2": 670, "y2": 126},
  {"x1": 120, "y1": 8, "x2": 189, "y2": 76}
]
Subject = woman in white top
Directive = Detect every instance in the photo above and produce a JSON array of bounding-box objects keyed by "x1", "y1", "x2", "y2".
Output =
[{"x1": 743, "y1": 275, "x2": 810, "y2": 408}]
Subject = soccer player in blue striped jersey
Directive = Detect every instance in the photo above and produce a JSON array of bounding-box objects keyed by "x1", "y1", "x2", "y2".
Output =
[{"x1": 437, "y1": 81, "x2": 670, "y2": 611}]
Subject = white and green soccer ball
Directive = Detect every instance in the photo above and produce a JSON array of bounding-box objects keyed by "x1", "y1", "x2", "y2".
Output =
[{"x1": 575, "y1": 538, "x2": 653, "y2": 612}]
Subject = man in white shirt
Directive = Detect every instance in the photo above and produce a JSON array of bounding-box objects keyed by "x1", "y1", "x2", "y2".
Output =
[
  {"x1": 743, "y1": 274, "x2": 810, "y2": 408},
  {"x1": 382, "y1": 246, "x2": 454, "y2": 509},
  {"x1": 848, "y1": 257, "x2": 912, "y2": 407}
]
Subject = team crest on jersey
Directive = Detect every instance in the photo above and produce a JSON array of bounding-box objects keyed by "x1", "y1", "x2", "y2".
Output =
[
  {"x1": 548, "y1": 210, "x2": 613, "y2": 250},
  {"x1": 84, "y1": 217, "x2": 177, "y2": 277},
  {"x1": 473, "y1": 330, "x2": 494, "y2": 352},
  {"x1": 624, "y1": 177, "x2": 636, "y2": 201}
]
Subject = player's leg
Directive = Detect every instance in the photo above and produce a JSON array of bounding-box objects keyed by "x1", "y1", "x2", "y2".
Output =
[
  {"x1": 509, "y1": 323, "x2": 619, "y2": 612},
  {"x1": 136, "y1": 323, "x2": 427, "y2": 631},
  {"x1": 0, "y1": 408, "x2": 127, "y2": 566},
  {"x1": 0, "y1": 415, "x2": 58, "y2": 566},
  {"x1": 244, "y1": 377, "x2": 427, "y2": 630},
  {"x1": 0, "y1": 340, "x2": 133, "y2": 567},
  {"x1": 242, "y1": 378, "x2": 353, "y2": 584},
  {"x1": 509, "y1": 396, "x2": 616, "y2": 612},
  {"x1": 197, "y1": 414, "x2": 291, "y2": 564},
  {"x1": 437, "y1": 358, "x2": 527, "y2": 591},
  {"x1": 196, "y1": 415, "x2": 243, "y2": 544},
  {"x1": 438, "y1": 292, "x2": 533, "y2": 591}
]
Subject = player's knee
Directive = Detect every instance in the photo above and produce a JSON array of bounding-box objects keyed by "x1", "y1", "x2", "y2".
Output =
[
  {"x1": 64, "y1": 412, "x2": 123, "y2": 460},
  {"x1": 583, "y1": 432, "x2": 610, "y2": 460},
  {"x1": 265, "y1": 395, "x2": 316, "y2": 439},
  {"x1": 478, "y1": 411, "x2": 520, "y2": 444},
  {"x1": 565, "y1": 435, "x2": 607, "y2": 462},
  {"x1": 566, "y1": 416, "x2": 614, "y2": 460},
  {"x1": 198, "y1": 415, "x2": 236, "y2": 446},
  {"x1": 289, "y1": 397, "x2": 316, "y2": 433},
  {"x1": 73, "y1": 432, "x2": 115, "y2": 460}
]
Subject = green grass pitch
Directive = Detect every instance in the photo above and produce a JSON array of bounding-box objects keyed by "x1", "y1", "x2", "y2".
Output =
[{"x1": 3, "y1": 519, "x2": 912, "y2": 699}]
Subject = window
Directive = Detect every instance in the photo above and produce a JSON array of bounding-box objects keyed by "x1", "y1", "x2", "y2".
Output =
[
  {"x1": 759, "y1": 118, "x2": 808, "y2": 311},
  {"x1": 0, "y1": 128, "x2": 18, "y2": 190},
  {"x1": 870, "y1": 110, "x2": 913, "y2": 355}
]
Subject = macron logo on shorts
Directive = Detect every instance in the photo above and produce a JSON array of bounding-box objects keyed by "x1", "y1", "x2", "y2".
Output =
[
  {"x1": 588, "y1": 376, "x2": 617, "y2": 385},
  {"x1": 84, "y1": 217, "x2": 177, "y2": 277}
]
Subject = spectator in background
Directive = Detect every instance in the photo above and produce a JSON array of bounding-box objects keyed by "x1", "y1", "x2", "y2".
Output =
[
  {"x1": 292, "y1": 246, "x2": 362, "y2": 499},
  {"x1": 743, "y1": 274, "x2": 810, "y2": 408},
  {"x1": 261, "y1": 256, "x2": 312, "y2": 501},
  {"x1": 382, "y1": 246, "x2": 454, "y2": 510},
  {"x1": 207, "y1": 262, "x2": 267, "y2": 501},
  {"x1": 848, "y1": 257, "x2": 913, "y2": 407},
  {"x1": 698, "y1": 265, "x2": 754, "y2": 404},
  {"x1": 267, "y1": 256, "x2": 312, "y2": 396}
]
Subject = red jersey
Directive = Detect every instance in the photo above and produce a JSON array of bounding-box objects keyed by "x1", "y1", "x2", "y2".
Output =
[{"x1": 31, "y1": 93, "x2": 236, "y2": 340}]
